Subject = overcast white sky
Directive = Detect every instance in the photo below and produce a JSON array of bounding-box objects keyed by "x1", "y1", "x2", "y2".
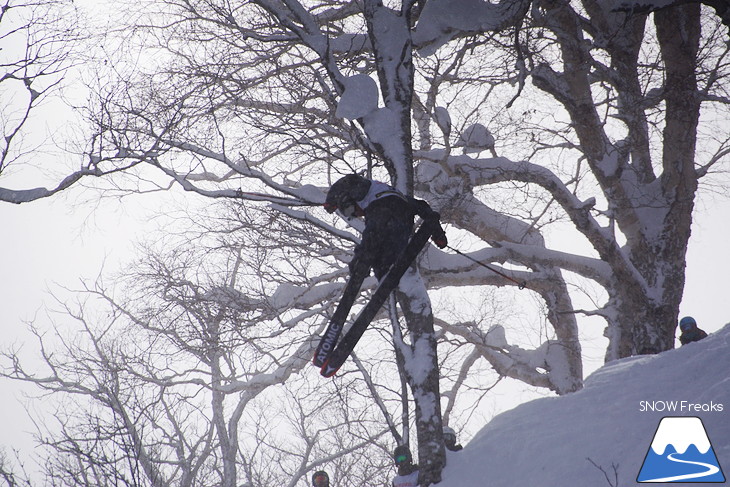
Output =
[{"x1": 0, "y1": 189, "x2": 151, "y2": 455}]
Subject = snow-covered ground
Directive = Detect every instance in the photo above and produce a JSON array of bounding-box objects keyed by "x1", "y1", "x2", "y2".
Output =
[{"x1": 439, "y1": 324, "x2": 730, "y2": 486}]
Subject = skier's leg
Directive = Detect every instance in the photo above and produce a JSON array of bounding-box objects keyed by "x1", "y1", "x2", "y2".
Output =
[
  {"x1": 320, "y1": 221, "x2": 435, "y2": 377},
  {"x1": 369, "y1": 211, "x2": 412, "y2": 280}
]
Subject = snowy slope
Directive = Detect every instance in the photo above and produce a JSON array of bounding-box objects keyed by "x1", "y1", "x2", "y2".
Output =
[{"x1": 439, "y1": 324, "x2": 730, "y2": 486}]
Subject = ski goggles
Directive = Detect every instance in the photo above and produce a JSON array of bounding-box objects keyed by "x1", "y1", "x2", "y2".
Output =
[
  {"x1": 395, "y1": 454, "x2": 409, "y2": 465},
  {"x1": 324, "y1": 201, "x2": 361, "y2": 219}
]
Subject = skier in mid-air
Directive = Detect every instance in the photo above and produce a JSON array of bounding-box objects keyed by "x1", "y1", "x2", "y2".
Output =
[
  {"x1": 313, "y1": 174, "x2": 447, "y2": 376},
  {"x1": 323, "y1": 174, "x2": 447, "y2": 279}
]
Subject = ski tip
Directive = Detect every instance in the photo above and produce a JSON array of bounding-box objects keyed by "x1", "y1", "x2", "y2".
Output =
[{"x1": 320, "y1": 361, "x2": 340, "y2": 378}]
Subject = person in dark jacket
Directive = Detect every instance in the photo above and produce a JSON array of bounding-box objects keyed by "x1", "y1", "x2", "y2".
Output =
[
  {"x1": 324, "y1": 174, "x2": 447, "y2": 280},
  {"x1": 679, "y1": 316, "x2": 707, "y2": 345},
  {"x1": 392, "y1": 445, "x2": 419, "y2": 487},
  {"x1": 443, "y1": 426, "x2": 463, "y2": 452}
]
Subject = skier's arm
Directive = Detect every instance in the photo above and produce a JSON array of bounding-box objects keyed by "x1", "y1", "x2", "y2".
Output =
[
  {"x1": 408, "y1": 198, "x2": 439, "y2": 221},
  {"x1": 408, "y1": 198, "x2": 448, "y2": 249}
]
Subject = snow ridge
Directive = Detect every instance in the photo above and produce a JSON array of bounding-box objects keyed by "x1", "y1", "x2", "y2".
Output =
[{"x1": 439, "y1": 324, "x2": 730, "y2": 487}]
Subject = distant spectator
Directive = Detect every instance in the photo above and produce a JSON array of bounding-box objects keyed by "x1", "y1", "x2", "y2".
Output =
[
  {"x1": 443, "y1": 426, "x2": 463, "y2": 452},
  {"x1": 392, "y1": 445, "x2": 419, "y2": 487},
  {"x1": 312, "y1": 470, "x2": 329, "y2": 487},
  {"x1": 679, "y1": 316, "x2": 707, "y2": 346}
]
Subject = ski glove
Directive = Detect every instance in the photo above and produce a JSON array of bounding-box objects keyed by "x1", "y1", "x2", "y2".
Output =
[{"x1": 432, "y1": 230, "x2": 448, "y2": 249}]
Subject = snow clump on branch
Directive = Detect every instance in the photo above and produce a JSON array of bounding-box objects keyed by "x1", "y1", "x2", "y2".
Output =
[{"x1": 335, "y1": 74, "x2": 380, "y2": 120}]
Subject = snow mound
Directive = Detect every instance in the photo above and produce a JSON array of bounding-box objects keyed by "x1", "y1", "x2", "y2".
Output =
[
  {"x1": 484, "y1": 325, "x2": 507, "y2": 348},
  {"x1": 439, "y1": 324, "x2": 730, "y2": 486},
  {"x1": 433, "y1": 106, "x2": 451, "y2": 135}
]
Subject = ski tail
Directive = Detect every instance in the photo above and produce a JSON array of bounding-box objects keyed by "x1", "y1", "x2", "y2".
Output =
[{"x1": 320, "y1": 219, "x2": 437, "y2": 377}]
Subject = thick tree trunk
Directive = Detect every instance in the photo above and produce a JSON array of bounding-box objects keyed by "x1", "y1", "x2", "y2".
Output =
[
  {"x1": 612, "y1": 4, "x2": 702, "y2": 359},
  {"x1": 395, "y1": 268, "x2": 446, "y2": 487},
  {"x1": 534, "y1": 1, "x2": 702, "y2": 362},
  {"x1": 364, "y1": 1, "x2": 446, "y2": 482}
]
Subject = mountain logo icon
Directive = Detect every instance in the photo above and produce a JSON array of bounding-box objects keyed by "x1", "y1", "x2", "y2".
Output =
[{"x1": 637, "y1": 416, "x2": 725, "y2": 483}]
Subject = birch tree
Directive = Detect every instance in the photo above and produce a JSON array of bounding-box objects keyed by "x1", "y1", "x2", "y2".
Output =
[
  {"x1": 72, "y1": 0, "x2": 730, "y2": 484},
  {"x1": 0, "y1": 229, "x2": 395, "y2": 487},
  {"x1": 84, "y1": 0, "x2": 463, "y2": 482},
  {"x1": 412, "y1": 0, "x2": 730, "y2": 359}
]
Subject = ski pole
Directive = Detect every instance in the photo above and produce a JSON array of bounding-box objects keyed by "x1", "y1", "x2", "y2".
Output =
[
  {"x1": 236, "y1": 189, "x2": 318, "y2": 206},
  {"x1": 446, "y1": 245, "x2": 528, "y2": 290}
]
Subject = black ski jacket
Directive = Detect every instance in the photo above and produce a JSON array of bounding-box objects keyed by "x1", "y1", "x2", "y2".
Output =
[
  {"x1": 355, "y1": 189, "x2": 446, "y2": 279},
  {"x1": 680, "y1": 327, "x2": 708, "y2": 345}
]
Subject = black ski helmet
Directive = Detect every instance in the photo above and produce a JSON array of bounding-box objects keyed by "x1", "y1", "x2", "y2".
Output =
[
  {"x1": 393, "y1": 445, "x2": 412, "y2": 465},
  {"x1": 324, "y1": 174, "x2": 371, "y2": 214},
  {"x1": 311, "y1": 470, "x2": 329, "y2": 487}
]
